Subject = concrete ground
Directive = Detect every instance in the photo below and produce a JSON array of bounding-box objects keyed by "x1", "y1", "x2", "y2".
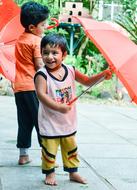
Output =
[{"x1": 0, "y1": 95, "x2": 137, "y2": 190}]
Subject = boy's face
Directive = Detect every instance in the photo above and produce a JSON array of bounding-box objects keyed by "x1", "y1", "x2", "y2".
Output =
[
  {"x1": 41, "y1": 44, "x2": 67, "y2": 70},
  {"x1": 29, "y1": 20, "x2": 47, "y2": 37}
]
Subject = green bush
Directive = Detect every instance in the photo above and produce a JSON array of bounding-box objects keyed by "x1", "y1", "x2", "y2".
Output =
[{"x1": 65, "y1": 55, "x2": 114, "y2": 99}]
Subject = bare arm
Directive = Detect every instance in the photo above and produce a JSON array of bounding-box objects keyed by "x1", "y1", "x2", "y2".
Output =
[
  {"x1": 75, "y1": 69, "x2": 112, "y2": 86},
  {"x1": 35, "y1": 74, "x2": 71, "y2": 113},
  {"x1": 34, "y1": 57, "x2": 44, "y2": 71}
]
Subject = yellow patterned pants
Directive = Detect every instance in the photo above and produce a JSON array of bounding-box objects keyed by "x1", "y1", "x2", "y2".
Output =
[{"x1": 41, "y1": 134, "x2": 80, "y2": 175}]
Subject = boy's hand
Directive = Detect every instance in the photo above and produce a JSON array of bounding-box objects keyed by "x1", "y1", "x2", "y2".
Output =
[
  {"x1": 103, "y1": 69, "x2": 112, "y2": 80},
  {"x1": 59, "y1": 104, "x2": 71, "y2": 113}
]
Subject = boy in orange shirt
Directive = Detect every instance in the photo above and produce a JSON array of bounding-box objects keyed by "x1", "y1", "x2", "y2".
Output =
[{"x1": 14, "y1": 1, "x2": 49, "y2": 165}]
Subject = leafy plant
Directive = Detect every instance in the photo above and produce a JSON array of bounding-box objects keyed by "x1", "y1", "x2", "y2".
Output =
[{"x1": 115, "y1": 0, "x2": 137, "y2": 43}]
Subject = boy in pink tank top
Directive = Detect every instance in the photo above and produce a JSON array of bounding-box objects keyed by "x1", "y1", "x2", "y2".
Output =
[{"x1": 34, "y1": 33, "x2": 112, "y2": 186}]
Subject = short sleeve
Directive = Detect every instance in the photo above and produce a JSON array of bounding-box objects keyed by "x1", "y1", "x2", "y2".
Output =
[
  {"x1": 33, "y1": 37, "x2": 41, "y2": 58},
  {"x1": 34, "y1": 71, "x2": 47, "y2": 83}
]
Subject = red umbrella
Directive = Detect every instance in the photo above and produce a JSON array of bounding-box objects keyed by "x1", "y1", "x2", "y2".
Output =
[
  {"x1": 0, "y1": 0, "x2": 21, "y2": 82},
  {"x1": 74, "y1": 17, "x2": 137, "y2": 104},
  {"x1": 0, "y1": 0, "x2": 20, "y2": 31},
  {"x1": 0, "y1": 14, "x2": 24, "y2": 44},
  {"x1": 0, "y1": 14, "x2": 23, "y2": 82},
  {"x1": 0, "y1": 44, "x2": 15, "y2": 82}
]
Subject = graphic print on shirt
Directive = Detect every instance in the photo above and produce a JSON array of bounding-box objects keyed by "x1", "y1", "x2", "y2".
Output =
[{"x1": 55, "y1": 86, "x2": 72, "y2": 104}]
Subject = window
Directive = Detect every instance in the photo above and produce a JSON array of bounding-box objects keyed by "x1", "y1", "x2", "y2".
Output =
[
  {"x1": 72, "y1": 4, "x2": 76, "y2": 8},
  {"x1": 78, "y1": 11, "x2": 82, "y2": 16},
  {"x1": 69, "y1": 11, "x2": 73, "y2": 15},
  {"x1": 68, "y1": 18, "x2": 71, "y2": 22}
]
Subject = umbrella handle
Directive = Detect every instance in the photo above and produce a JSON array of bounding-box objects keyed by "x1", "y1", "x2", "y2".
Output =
[
  {"x1": 46, "y1": 18, "x2": 59, "y2": 30},
  {"x1": 68, "y1": 76, "x2": 105, "y2": 105},
  {"x1": 67, "y1": 97, "x2": 78, "y2": 105}
]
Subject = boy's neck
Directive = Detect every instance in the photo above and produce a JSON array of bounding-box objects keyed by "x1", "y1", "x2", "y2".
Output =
[
  {"x1": 25, "y1": 29, "x2": 31, "y2": 33},
  {"x1": 24, "y1": 29, "x2": 42, "y2": 37},
  {"x1": 45, "y1": 64, "x2": 62, "y2": 72}
]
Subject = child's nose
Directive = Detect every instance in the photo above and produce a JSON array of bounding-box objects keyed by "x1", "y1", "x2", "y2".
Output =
[{"x1": 47, "y1": 53, "x2": 53, "y2": 59}]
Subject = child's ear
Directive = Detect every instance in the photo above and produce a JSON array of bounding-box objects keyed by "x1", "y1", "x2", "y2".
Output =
[
  {"x1": 62, "y1": 51, "x2": 67, "y2": 60},
  {"x1": 28, "y1": 24, "x2": 35, "y2": 32}
]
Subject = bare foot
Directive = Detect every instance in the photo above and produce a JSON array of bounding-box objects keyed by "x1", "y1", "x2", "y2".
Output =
[
  {"x1": 45, "y1": 172, "x2": 57, "y2": 186},
  {"x1": 69, "y1": 172, "x2": 87, "y2": 184}
]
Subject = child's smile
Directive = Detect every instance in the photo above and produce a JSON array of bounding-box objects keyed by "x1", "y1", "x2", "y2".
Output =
[{"x1": 42, "y1": 44, "x2": 66, "y2": 70}]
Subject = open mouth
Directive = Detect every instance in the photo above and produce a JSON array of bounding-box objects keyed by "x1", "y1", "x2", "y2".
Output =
[{"x1": 47, "y1": 61, "x2": 56, "y2": 65}]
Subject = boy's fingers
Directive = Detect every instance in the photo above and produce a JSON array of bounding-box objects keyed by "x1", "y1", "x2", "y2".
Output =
[{"x1": 104, "y1": 70, "x2": 113, "y2": 80}]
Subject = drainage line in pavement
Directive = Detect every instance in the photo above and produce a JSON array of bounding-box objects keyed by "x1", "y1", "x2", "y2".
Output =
[
  {"x1": 79, "y1": 155, "x2": 118, "y2": 190},
  {"x1": 0, "y1": 178, "x2": 3, "y2": 190},
  {"x1": 107, "y1": 108, "x2": 137, "y2": 122}
]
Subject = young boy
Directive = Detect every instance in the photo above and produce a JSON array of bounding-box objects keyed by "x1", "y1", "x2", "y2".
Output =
[
  {"x1": 34, "y1": 33, "x2": 112, "y2": 186},
  {"x1": 14, "y1": 1, "x2": 49, "y2": 165}
]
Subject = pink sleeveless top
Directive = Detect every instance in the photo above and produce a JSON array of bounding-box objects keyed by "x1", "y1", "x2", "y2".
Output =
[{"x1": 36, "y1": 64, "x2": 77, "y2": 138}]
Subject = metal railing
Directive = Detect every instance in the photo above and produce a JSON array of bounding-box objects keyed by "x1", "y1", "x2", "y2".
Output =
[{"x1": 98, "y1": 0, "x2": 123, "y2": 21}]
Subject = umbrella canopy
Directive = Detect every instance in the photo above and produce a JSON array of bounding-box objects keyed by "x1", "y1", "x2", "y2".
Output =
[
  {"x1": 75, "y1": 17, "x2": 137, "y2": 104},
  {"x1": 0, "y1": 44, "x2": 15, "y2": 82},
  {"x1": 0, "y1": 14, "x2": 23, "y2": 82},
  {"x1": 0, "y1": 14, "x2": 24, "y2": 44},
  {"x1": 0, "y1": 0, "x2": 20, "y2": 31},
  {"x1": 0, "y1": 0, "x2": 21, "y2": 82}
]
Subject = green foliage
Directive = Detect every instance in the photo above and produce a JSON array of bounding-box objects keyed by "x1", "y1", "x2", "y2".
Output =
[
  {"x1": 83, "y1": 0, "x2": 90, "y2": 9},
  {"x1": 116, "y1": 15, "x2": 137, "y2": 43},
  {"x1": 64, "y1": 54, "x2": 111, "y2": 98},
  {"x1": 115, "y1": 0, "x2": 137, "y2": 44},
  {"x1": 65, "y1": 53, "x2": 107, "y2": 76},
  {"x1": 77, "y1": 36, "x2": 108, "y2": 74},
  {"x1": 65, "y1": 55, "x2": 88, "y2": 74},
  {"x1": 121, "y1": 0, "x2": 136, "y2": 16},
  {"x1": 14, "y1": 0, "x2": 48, "y2": 6},
  {"x1": 89, "y1": 53, "x2": 108, "y2": 74},
  {"x1": 103, "y1": 0, "x2": 124, "y2": 3},
  {"x1": 90, "y1": 79, "x2": 115, "y2": 99},
  {"x1": 14, "y1": 0, "x2": 114, "y2": 99}
]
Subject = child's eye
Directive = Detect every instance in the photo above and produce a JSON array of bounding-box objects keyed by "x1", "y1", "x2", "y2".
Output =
[
  {"x1": 52, "y1": 51, "x2": 58, "y2": 55},
  {"x1": 43, "y1": 51, "x2": 48, "y2": 55}
]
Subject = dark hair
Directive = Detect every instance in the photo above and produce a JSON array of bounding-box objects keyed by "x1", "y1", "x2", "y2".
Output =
[
  {"x1": 20, "y1": 1, "x2": 49, "y2": 29},
  {"x1": 41, "y1": 33, "x2": 68, "y2": 54}
]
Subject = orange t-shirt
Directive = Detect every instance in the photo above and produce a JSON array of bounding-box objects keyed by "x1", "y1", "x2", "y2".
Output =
[{"x1": 14, "y1": 32, "x2": 41, "y2": 92}]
